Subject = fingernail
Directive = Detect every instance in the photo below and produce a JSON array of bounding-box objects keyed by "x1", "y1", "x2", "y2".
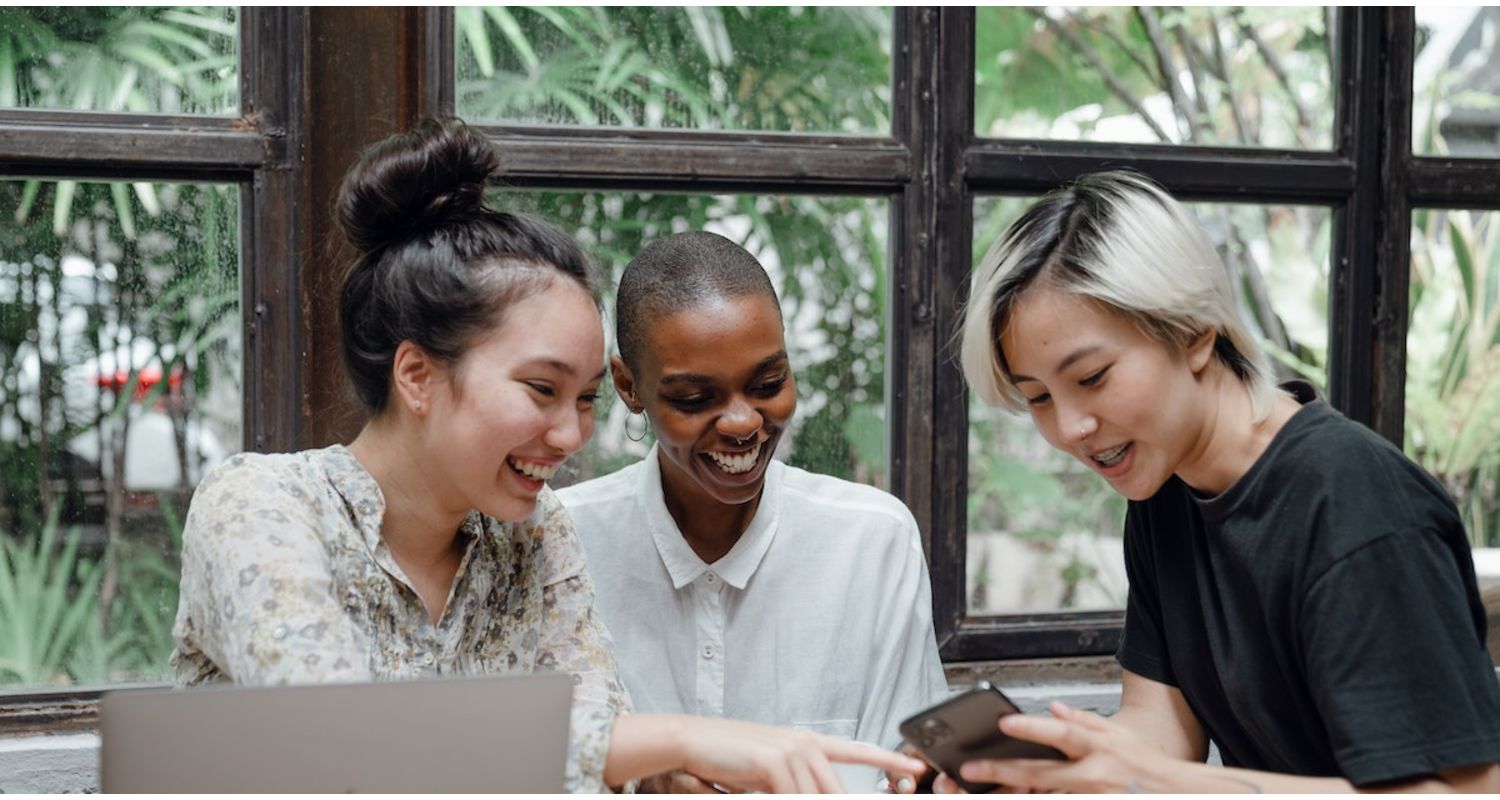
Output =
[{"x1": 897, "y1": 777, "x2": 915, "y2": 793}]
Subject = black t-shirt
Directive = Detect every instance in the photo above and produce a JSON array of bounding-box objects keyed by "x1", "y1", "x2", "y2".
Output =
[{"x1": 1117, "y1": 383, "x2": 1500, "y2": 786}]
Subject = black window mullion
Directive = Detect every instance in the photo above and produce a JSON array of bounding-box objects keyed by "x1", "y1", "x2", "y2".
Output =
[
  {"x1": 474, "y1": 128, "x2": 910, "y2": 193},
  {"x1": 240, "y1": 6, "x2": 308, "y2": 454},
  {"x1": 1329, "y1": 7, "x2": 1408, "y2": 443},
  {"x1": 966, "y1": 140, "x2": 1355, "y2": 203}
]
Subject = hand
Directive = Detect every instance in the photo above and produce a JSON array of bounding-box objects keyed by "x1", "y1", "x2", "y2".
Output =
[
  {"x1": 885, "y1": 743, "x2": 932, "y2": 794},
  {"x1": 676, "y1": 717, "x2": 929, "y2": 794},
  {"x1": 640, "y1": 769, "x2": 724, "y2": 793},
  {"x1": 950, "y1": 701, "x2": 1170, "y2": 794}
]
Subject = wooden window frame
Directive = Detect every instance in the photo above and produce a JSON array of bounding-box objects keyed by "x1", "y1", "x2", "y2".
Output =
[{"x1": 4, "y1": 7, "x2": 1499, "y2": 731}]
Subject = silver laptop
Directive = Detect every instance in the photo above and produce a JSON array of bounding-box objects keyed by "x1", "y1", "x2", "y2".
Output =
[{"x1": 100, "y1": 673, "x2": 573, "y2": 793}]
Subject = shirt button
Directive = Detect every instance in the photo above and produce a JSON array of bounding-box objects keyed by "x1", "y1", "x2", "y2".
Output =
[
  {"x1": 705, "y1": 573, "x2": 717, "y2": 585},
  {"x1": 701, "y1": 645, "x2": 715, "y2": 660}
]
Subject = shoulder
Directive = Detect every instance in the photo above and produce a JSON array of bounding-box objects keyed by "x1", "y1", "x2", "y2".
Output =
[
  {"x1": 1271, "y1": 403, "x2": 1458, "y2": 530},
  {"x1": 778, "y1": 463, "x2": 920, "y2": 539},
  {"x1": 188, "y1": 450, "x2": 326, "y2": 523}
]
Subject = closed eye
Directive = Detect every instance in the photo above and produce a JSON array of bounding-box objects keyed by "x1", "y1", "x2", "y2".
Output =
[
  {"x1": 526, "y1": 381, "x2": 555, "y2": 398},
  {"x1": 752, "y1": 377, "x2": 787, "y2": 397},
  {"x1": 1079, "y1": 366, "x2": 1110, "y2": 387},
  {"x1": 1025, "y1": 392, "x2": 1051, "y2": 406}
]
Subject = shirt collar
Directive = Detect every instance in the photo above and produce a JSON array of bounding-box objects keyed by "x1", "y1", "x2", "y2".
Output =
[
  {"x1": 636, "y1": 444, "x2": 782, "y2": 591},
  {"x1": 315, "y1": 444, "x2": 486, "y2": 557},
  {"x1": 317, "y1": 444, "x2": 388, "y2": 553}
]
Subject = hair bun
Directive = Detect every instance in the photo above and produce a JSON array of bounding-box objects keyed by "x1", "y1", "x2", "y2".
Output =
[{"x1": 336, "y1": 117, "x2": 501, "y2": 256}]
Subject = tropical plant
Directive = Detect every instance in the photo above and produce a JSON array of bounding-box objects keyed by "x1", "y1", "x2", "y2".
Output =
[
  {"x1": 0, "y1": 509, "x2": 103, "y2": 684},
  {"x1": 1406, "y1": 210, "x2": 1500, "y2": 547},
  {"x1": 460, "y1": 9, "x2": 895, "y2": 485},
  {"x1": 0, "y1": 7, "x2": 238, "y2": 687}
]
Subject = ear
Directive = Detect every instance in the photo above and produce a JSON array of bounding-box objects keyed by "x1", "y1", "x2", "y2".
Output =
[
  {"x1": 1186, "y1": 329, "x2": 1217, "y2": 375},
  {"x1": 610, "y1": 355, "x2": 641, "y2": 412},
  {"x1": 391, "y1": 340, "x2": 440, "y2": 415}
]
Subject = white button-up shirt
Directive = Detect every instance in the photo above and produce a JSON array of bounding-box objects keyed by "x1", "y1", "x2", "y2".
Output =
[{"x1": 558, "y1": 447, "x2": 948, "y2": 749}]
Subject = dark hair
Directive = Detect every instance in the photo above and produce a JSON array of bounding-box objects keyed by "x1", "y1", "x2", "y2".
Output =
[
  {"x1": 335, "y1": 117, "x2": 598, "y2": 412},
  {"x1": 615, "y1": 231, "x2": 779, "y2": 370}
]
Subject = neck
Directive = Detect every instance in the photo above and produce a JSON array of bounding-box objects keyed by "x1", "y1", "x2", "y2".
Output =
[
  {"x1": 346, "y1": 416, "x2": 468, "y2": 567},
  {"x1": 657, "y1": 450, "x2": 762, "y2": 564},
  {"x1": 1175, "y1": 369, "x2": 1300, "y2": 496}
]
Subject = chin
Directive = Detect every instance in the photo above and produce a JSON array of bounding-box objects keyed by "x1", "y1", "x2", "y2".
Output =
[{"x1": 485, "y1": 496, "x2": 540, "y2": 524}]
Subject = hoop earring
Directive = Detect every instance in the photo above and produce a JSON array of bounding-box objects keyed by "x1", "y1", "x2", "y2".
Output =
[{"x1": 625, "y1": 410, "x2": 650, "y2": 443}]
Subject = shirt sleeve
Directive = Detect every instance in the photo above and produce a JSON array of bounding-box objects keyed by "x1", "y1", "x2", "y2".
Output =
[
  {"x1": 1299, "y1": 527, "x2": 1500, "y2": 786},
  {"x1": 1115, "y1": 504, "x2": 1175, "y2": 686},
  {"x1": 173, "y1": 456, "x2": 373, "y2": 686},
  {"x1": 530, "y1": 490, "x2": 633, "y2": 793},
  {"x1": 856, "y1": 509, "x2": 951, "y2": 750}
]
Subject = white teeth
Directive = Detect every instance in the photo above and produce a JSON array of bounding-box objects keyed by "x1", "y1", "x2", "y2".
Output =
[
  {"x1": 706, "y1": 441, "x2": 762, "y2": 475},
  {"x1": 507, "y1": 457, "x2": 558, "y2": 482},
  {"x1": 1091, "y1": 443, "x2": 1129, "y2": 468}
]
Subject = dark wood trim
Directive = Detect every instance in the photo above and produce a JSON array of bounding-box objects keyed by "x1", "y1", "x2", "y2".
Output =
[
  {"x1": 893, "y1": 7, "x2": 977, "y2": 654},
  {"x1": 1327, "y1": 7, "x2": 1382, "y2": 431},
  {"x1": 1369, "y1": 10, "x2": 1416, "y2": 444},
  {"x1": 1408, "y1": 158, "x2": 1500, "y2": 208},
  {"x1": 943, "y1": 614, "x2": 1124, "y2": 662},
  {"x1": 426, "y1": 7, "x2": 456, "y2": 118},
  {"x1": 0, "y1": 122, "x2": 264, "y2": 180},
  {"x1": 965, "y1": 141, "x2": 1355, "y2": 202},
  {"x1": 0, "y1": 108, "x2": 246, "y2": 130},
  {"x1": 240, "y1": 7, "x2": 308, "y2": 454},
  {"x1": 477, "y1": 131, "x2": 910, "y2": 192}
]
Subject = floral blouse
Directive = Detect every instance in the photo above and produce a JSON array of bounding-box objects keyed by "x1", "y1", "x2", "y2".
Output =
[{"x1": 170, "y1": 445, "x2": 631, "y2": 793}]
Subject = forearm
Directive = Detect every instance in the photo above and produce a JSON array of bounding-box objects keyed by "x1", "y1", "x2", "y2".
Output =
[{"x1": 602, "y1": 713, "x2": 689, "y2": 787}]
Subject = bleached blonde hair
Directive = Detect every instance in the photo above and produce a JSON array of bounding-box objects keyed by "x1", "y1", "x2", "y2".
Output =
[{"x1": 958, "y1": 170, "x2": 1279, "y2": 421}]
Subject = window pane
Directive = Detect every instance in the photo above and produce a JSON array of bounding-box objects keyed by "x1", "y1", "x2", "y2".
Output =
[
  {"x1": 975, "y1": 7, "x2": 1333, "y2": 149},
  {"x1": 0, "y1": 178, "x2": 240, "y2": 688},
  {"x1": 0, "y1": 7, "x2": 239, "y2": 115},
  {"x1": 1407, "y1": 209, "x2": 1500, "y2": 549},
  {"x1": 966, "y1": 195, "x2": 1331, "y2": 614},
  {"x1": 456, "y1": 7, "x2": 892, "y2": 134},
  {"x1": 499, "y1": 191, "x2": 889, "y2": 489},
  {"x1": 1413, "y1": 8, "x2": 1500, "y2": 157}
]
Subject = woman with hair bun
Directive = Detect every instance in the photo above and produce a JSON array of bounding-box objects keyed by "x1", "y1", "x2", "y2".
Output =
[
  {"x1": 169, "y1": 118, "x2": 922, "y2": 793},
  {"x1": 948, "y1": 171, "x2": 1500, "y2": 792}
]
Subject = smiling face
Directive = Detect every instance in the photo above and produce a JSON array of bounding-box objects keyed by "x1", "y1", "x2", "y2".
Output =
[
  {"x1": 618, "y1": 293, "x2": 797, "y2": 508},
  {"x1": 420, "y1": 278, "x2": 605, "y2": 522},
  {"x1": 999, "y1": 286, "x2": 1215, "y2": 502}
]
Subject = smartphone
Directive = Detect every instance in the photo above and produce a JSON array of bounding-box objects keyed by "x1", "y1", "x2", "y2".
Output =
[{"x1": 898, "y1": 682, "x2": 1066, "y2": 793}]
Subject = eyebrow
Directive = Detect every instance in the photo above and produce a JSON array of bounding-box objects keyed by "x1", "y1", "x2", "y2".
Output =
[
  {"x1": 658, "y1": 351, "x2": 789, "y2": 387},
  {"x1": 1010, "y1": 345, "x2": 1101, "y2": 384}
]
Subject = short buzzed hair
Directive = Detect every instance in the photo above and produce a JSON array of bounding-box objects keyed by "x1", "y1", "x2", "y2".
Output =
[{"x1": 615, "y1": 231, "x2": 781, "y2": 370}]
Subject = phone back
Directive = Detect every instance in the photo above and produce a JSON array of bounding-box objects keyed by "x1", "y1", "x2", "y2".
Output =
[{"x1": 899, "y1": 685, "x2": 1064, "y2": 792}]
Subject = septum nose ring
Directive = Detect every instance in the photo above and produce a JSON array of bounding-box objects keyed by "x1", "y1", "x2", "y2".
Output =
[{"x1": 735, "y1": 426, "x2": 762, "y2": 446}]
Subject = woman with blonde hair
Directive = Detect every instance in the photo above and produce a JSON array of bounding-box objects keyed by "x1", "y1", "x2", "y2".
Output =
[{"x1": 950, "y1": 171, "x2": 1500, "y2": 792}]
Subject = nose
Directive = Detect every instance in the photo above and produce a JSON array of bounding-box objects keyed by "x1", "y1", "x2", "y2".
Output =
[
  {"x1": 543, "y1": 407, "x2": 590, "y2": 455},
  {"x1": 1056, "y1": 400, "x2": 1097, "y2": 447},
  {"x1": 716, "y1": 396, "x2": 763, "y2": 442}
]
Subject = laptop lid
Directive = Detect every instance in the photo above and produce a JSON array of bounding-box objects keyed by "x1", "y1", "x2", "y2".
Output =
[{"x1": 100, "y1": 673, "x2": 573, "y2": 793}]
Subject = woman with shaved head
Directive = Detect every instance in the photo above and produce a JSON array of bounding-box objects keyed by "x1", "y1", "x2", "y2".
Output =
[{"x1": 560, "y1": 231, "x2": 948, "y2": 793}]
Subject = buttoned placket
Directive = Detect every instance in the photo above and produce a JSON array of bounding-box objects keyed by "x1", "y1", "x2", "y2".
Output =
[{"x1": 693, "y1": 570, "x2": 727, "y2": 717}]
